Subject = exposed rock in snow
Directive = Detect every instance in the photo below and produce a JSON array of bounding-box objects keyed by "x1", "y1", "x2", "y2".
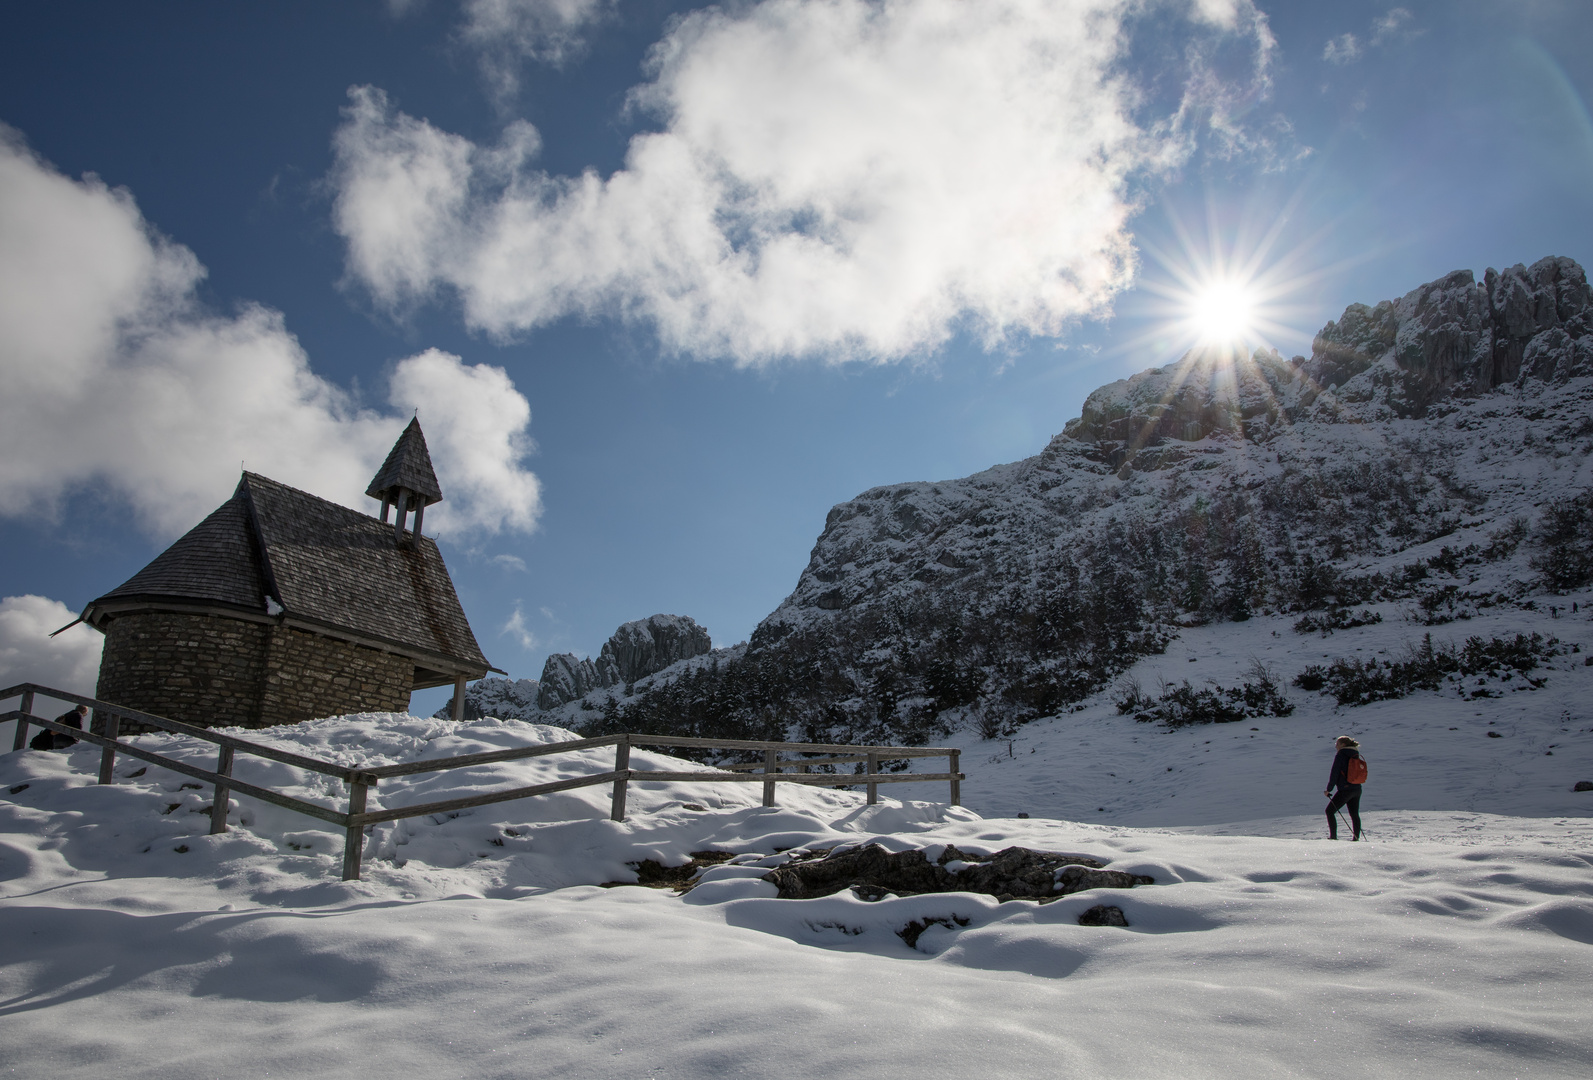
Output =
[
  {"x1": 537, "y1": 614, "x2": 713, "y2": 709},
  {"x1": 760, "y1": 843, "x2": 1151, "y2": 902},
  {"x1": 1077, "y1": 903, "x2": 1129, "y2": 927}
]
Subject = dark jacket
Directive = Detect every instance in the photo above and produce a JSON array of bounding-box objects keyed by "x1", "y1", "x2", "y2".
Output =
[{"x1": 1328, "y1": 747, "x2": 1363, "y2": 793}]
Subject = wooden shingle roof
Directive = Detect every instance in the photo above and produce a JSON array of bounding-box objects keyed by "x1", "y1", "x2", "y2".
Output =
[
  {"x1": 92, "y1": 491, "x2": 268, "y2": 612},
  {"x1": 85, "y1": 472, "x2": 489, "y2": 684}
]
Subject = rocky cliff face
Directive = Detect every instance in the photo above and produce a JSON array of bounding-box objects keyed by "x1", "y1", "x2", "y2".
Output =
[
  {"x1": 1308, "y1": 256, "x2": 1592, "y2": 409},
  {"x1": 434, "y1": 676, "x2": 540, "y2": 722},
  {"x1": 1062, "y1": 256, "x2": 1593, "y2": 464},
  {"x1": 535, "y1": 258, "x2": 1593, "y2": 751},
  {"x1": 536, "y1": 614, "x2": 712, "y2": 709}
]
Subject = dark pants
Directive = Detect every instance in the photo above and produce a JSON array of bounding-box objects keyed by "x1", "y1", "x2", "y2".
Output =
[{"x1": 1326, "y1": 786, "x2": 1362, "y2": 839}]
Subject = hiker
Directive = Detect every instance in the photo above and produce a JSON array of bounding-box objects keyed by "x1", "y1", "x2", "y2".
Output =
[
  {"x1": 1323, "y1": 735, "x2": 1364, "y2": 840},
  {"x1": 29, "y1": 704, "x2": 87, "y2": 750}
]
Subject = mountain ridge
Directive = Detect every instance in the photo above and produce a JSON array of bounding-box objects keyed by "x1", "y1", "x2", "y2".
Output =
[{"x1": 461, "y1": 256, "x2": 1593, "y2": 756}]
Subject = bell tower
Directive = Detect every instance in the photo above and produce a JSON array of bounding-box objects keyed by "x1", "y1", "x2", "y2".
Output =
[{"x1": 367, "y1": 418, "x2": 443, "y2": 547}]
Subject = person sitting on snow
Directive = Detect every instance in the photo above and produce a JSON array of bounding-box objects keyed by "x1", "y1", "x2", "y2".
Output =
[{"x1": 29, "y1": 704, "x2": 88, "y2": 750}]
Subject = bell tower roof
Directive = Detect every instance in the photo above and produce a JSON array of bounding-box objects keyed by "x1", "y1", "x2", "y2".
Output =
[{"x1": 366, "y1": 417, "x2": 442, "y2": 508}]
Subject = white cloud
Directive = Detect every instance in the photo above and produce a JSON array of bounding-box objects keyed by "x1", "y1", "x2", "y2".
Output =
[
  {"x1": 332, "y1": 0, "x2": 1277, "y2": 366},
  {"x1": 459, "y1": 0, "x2": 615, "y2": 98},
  {"x1": 1327, "y1": 8, "x2": 1417, "y2": 65},
  {"x1": 0, "y1": 127, "x2": 540, "y2": 542},
  {"x1": 501, "y1": 604, "x2": 540, "y2": 651},
  {"x1": 0, "y1": 595, "x2": 103, "y2": 697},
  {"x1": 1370, "y1": 8, "x2": 1416, "y2": 48},
  {"x1": 1323, "y1": 33, "x2": 1362, "y2": 65}
]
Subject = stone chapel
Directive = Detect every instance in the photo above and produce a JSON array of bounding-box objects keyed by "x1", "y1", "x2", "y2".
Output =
[{"x1": 81, "y1": 419, "x2": 493, "y2": 729}]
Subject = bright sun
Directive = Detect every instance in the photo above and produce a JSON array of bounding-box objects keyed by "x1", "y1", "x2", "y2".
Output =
[
  {"x1": 1129, "y1": 215, "x2": 1319, "y2": 366},
  {"x1": 1190, "y1": 280, "x2": 1257, "y2": 345}
]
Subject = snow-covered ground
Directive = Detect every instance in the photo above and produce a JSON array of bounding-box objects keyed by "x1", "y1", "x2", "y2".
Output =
[
  {"x1": 959, "y1": 602, "x2": 1593, "y2": 829},
  {"x1": 5, "y1": 629, "x2": 1593, "y2": 1080}
]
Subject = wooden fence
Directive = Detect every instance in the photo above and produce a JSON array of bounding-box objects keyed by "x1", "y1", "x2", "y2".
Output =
[{"x1": 1, "y1": 683, "x2": 963, "y2": 881}]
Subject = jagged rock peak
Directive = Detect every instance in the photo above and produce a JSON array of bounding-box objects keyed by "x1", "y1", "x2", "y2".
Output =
[
  {"x1": 1307, "y1": 255, "x2": 1591, "y2": 405},
  {"x1": 536, "y1": 614, "x2": 712, "y2": 709},
  {"x1": 602, "y1": 614, "x2": 713, "y2": 685},
  {"x1": 536, "y1": 653, "x2": 611, "y2": 710},
  {"x1": 1064, "y1": 256, "x2": 1593, "y2": 459}
]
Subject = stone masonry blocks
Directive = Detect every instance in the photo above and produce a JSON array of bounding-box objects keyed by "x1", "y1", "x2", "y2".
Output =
[{"x1": 96, "y1": 612, "x2": 415, "y2": 731}]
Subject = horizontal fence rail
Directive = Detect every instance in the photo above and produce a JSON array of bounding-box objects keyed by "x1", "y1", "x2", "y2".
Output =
[{"x1": 1, "y1": 683, "x2": 962, "y2": 881}]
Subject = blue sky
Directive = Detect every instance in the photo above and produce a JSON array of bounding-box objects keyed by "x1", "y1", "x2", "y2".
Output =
[{"x1": 2, "y1": 1, "x2": 1591, "y2": 714}]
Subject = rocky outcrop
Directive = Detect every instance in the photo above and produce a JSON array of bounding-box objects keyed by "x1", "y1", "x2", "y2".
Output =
[
  {"x1": 537, "y1": 614, "x2": 712, "y2": 709},
  {"x1": 761, "y1": 844, "x2": 1152, "y2": 902},
  {"x1": 1062, "y1": 256, "x2": 1593, "y2": 462},
  {"x1": 435, "y1": 676, "x2": 541, "y2": 722},
  {"x1": 603, "y1": 614, "x2": 713, "y2": 684},
  {"x1": 536, "y1": 653, "x2": 613, "y2": 709},
  {"x1": 1304, "y1": 256, "x2": 1593, "y2": 414},
  {"x1": 1063, "y1": 347, "x2": 1303, "y2": 458}
]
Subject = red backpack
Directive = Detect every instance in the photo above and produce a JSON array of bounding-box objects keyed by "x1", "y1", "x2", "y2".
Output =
[{"x1": 1346, "y1": 755, "x2": 1368, "y2": 785}]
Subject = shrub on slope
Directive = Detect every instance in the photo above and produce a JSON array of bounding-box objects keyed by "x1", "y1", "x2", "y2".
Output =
[{"x1": 1293, "y1": 632, "x2": 1568, "y2": 706}]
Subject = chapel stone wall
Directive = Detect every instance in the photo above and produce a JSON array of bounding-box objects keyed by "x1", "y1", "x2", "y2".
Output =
[
  {"x1": 95, "y1": 612, "x2": 272, "y2": 731},
  {"x1": 95, "y1": 613, "x2": 415, "y2": 731}
]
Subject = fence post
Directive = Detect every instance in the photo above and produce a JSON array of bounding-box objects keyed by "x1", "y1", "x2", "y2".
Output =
[
  {"x1": 12, "y1": 689, "x2": 34, "y2": 752},
  {"x1": 210, "y1": 745, "x2": 234, "y2": 835},
  {"x1": 949, "y1": 750, "x2": 961, "y2": 806},
  {"x1": 611, "y1": 737, "x2": 630, "y2": 821},
  {"x1": 97, "y1": 713, "x2": 121, "y2": 784},
  {"x1": 762, "y1": 748, "x2": 778, "y2": 808},
  {"x1": 342, "y1": 779, "x2": 368, "y2": 881},
  {"x1": 866, "y1": 752, "x2": 879, "y2": 805}
]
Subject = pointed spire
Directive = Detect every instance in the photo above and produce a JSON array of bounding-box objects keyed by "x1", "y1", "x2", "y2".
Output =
[{"x1": 367, "y1": 418, "x2": 442, "y2": 507}]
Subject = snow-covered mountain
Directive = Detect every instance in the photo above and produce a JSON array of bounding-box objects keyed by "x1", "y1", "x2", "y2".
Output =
[
  {"x1": 439, "y1": 614, "x2": 713, "y2": 721},
  {"x1": 461, "y1": 257, "x2": 1593, "y2": 762}
]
